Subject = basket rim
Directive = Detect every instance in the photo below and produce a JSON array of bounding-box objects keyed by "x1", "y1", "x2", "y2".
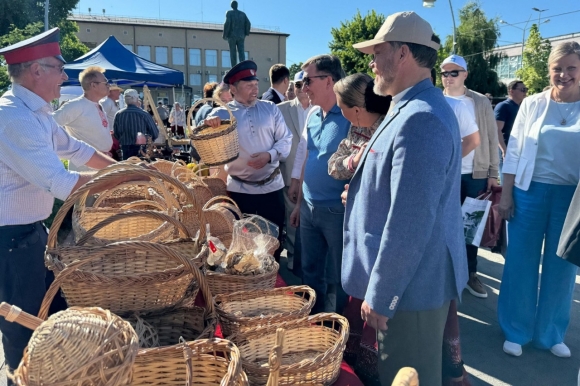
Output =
[{"x1": 203, "y1": 261, "x2": 280, "y2": 282}]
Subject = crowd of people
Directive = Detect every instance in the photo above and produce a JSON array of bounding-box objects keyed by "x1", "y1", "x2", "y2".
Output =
[{"x1": 0, "y1": 8, "x2": 579, "y2": 386}]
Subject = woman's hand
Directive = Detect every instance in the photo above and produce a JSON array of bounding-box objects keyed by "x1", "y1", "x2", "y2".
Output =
[
  {"x1": 351, "y1": 143, "x2": 368, "y2": 169},
  {"x1": 498, "y1": 192, "x2": 514, "y2": 220}
]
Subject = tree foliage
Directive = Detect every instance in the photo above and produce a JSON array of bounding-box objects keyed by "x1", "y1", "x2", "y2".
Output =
[
  {"x1": 289, "y1": 62, "x2": 303, "y2": 80},
  {"x1": 329, "y1": 10, "x2": 385, "y2": 75},
  {"x1": 515, "y1": 24, "x2": 551, "y2": 94},
  {"x1": 437, "y1": 1, "x2": 506, "y2": 96}
]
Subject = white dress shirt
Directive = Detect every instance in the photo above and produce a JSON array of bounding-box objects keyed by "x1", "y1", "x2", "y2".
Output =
[
  {"x1": 0, "y1": 84, "x2": 95, "y2": 225},
  {"x1": 100, "y1": 96, "x2": 119, "y2": 126},
  {"x1": 53, "y1": 95, "x2": 112, "y2": 171},
  {"x1": 208, "y1": 99, "x2": 292, "y2": 194}
]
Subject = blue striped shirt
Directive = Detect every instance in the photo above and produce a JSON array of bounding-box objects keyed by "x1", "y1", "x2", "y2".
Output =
[
  {"x1": 113, "y1": 105, "x2": 159, "y2": 146},
  {"x1": 0, "y1": 84, "x2": 95, "y2": 225}
]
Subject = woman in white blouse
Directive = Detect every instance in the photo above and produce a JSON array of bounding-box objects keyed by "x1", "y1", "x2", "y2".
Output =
[
  {"x1": 169, "y1": 102, "x2": 186, "y2": 137},
  {"x1": 498, "y1": 42, "x2": 580, "y2": 358}
]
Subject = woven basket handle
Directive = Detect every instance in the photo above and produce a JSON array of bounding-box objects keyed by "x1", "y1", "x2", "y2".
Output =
[
  {"x1": 0, "y1": 303, "x2": 43, "y2": 331},
  {"x1": 39, "y1": 241, "x2": 215, "y2": 320},
  {"x1": 75, "y1": 210, "x2": 193, "y2": 246},
  {"x1": 171, "y1": 159, "x2": 188, "y2": 174},
  {"x1": 119, "y1": 200, "x2": 167, "y2": 211},
  {"x1": 266, "y1": 328, "x2": 285, "y2": 386},
  {"x1": 203, "y1": 196, "x2": 239, "y2": 211},
  {"x1": 186, "y1": 97, "x2": 235, "y2": 137},
  {"x1": 48, "y1": 168, "x2": 203, "y2": 249},
  {"x1": 91, "y1": 180, "x2": 174, "y2": 209}
]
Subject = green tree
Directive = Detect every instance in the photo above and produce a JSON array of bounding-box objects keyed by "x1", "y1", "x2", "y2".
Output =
[
  {"x1": 329, "y1": 10, "x2": 385, "y2": 75},
  {"x1": 437, "y1": 1, "x2": 506, "y2": 96},
  {"x1": 515, "y1": 24, "x2": 551, "y2": 94},
  {"x1": 57, "y1": 19, "x2": 89, "y2": 61},
  {"x1": 289, "y1": 62, "x2": 303, "y2": 80},
  {"x1": 0, "y1": 0, "x2": 79, "y2": 35}
]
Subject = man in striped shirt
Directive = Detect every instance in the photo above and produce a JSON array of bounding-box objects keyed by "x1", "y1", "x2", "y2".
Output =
[{"x1": 113, "y1": 89, "x2": 159, "y2": 160}]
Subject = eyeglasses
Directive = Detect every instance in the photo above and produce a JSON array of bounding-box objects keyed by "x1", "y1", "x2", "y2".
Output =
[
  {"x1": 92, "y1": 81, "x2": 110, "y2": 86},
  {"x1": 295, "y1": 82, "x2": 303, "y2": 89},
  {"x1": 39, "y1": 63, "x2": 66, "y2": 74},
  {"x1": 440, "y1": 70, "x2": 466, "y2": 78},
  {"x1": 303, "y1": 75, "x2": 330, "y2": 86},
  {"x1": 515, "y1": 87, "x2": 528, "y2": 92}
]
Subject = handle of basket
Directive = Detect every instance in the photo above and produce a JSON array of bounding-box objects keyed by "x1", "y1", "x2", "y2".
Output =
[
  {"x1": 0, "y1": 303, "x2": 43, "y2": 331},
  {"x1": 119, "y1": 200, "x2": 167, "y2": 211},
  {"x1": 266, "y1": 328, "x2": 285, "y2": 386},
  {"x1": 75, "y1": 210, "x2": 193, "y2": 246},
  {"x1": 193, "y1": 165, "x2": 212, "y2": 177},
  {"x1": 186, "y1": 97, "x2": 235, "y2": 137},
  {"x1": 91, "y1": 180, "x2": 172, "y2": 209},
  {"x1": 76, "y1": 163, "x2": 144, "y2": 208},
  {"x1": 203, "y1": 196, "x2": 239, "y2": 211},
  {"x1": 47, "y1": 168, "x2": 202, "y2": 249},
  {"x1": 39, "y1": 241, "x2": 215, "y2": 321},
  {"x1": 171, "y1": 159, "x2": 188, "y2": 173},
  {"x1": 182, "y1": 338, "x2": 195, "y2": 386}
]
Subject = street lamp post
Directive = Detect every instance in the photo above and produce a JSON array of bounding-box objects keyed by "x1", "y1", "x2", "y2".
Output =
[
  {"x1": 500, "y1": 17, "x2": 550, "y2": 72},
  {"x1": 423, "y1": 0, "x2": 457, "y2": 54},
  {"x1": 532, "y1": 8, "x2": 548, "y2": 32},
  {"x1": 44, "y1": 0, "x2": 49, "y2": 31}
]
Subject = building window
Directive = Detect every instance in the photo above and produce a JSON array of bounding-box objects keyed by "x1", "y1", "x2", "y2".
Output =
[
  {"x1": 123, "y1": 44, "x2": 133, "y2": 52},
  {"x1": 158, "y1": 33, "x2": 163, "y2": 37},
  {"x1": 189, "y1": 49, "x2": 201, "y2": 66},
  {"x1": 208, "y1": 74, "x2": 218, "y2": 83},
  {"x1": 221, "y1": 51, "x2": 231, "y2": 68},
  {"x1": 123, "y1": 30, "x2": 128, "y2": 35},
  {"x1": 137, "y1": 45, "x2": 151, "y2": 60},
  {"x1": 206, "y1": 49, "x2": 217, "y2": 67},
  {"x1": 86, "y1": 28, "x2": 91, "y2": 32},
  {"x1": 172, "y1": 47, "x2": 185, "y2": 65},
  {"x1": 496, "y1": 55, "x2": 522, "y2": 79},
  {"x1": 155, "y1": 46, "x2": 168, "y2": 65},
  {"x1": 190, "y1": 74, "x2": 202, "y2": 86},
  {"x1": 245, "y1": 51, "x2": 250, "y2": 60}
]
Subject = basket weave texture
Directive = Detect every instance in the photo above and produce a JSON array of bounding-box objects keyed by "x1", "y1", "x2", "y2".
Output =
[
  {"x1": 232, "y1": 313, "x2": 349, "y2": 386},
  {"x1": 215, "y1": 285, "x2": 316, "y2": 337},
  {"x1": 13, "y1": 307, "x2": 139, "y2": 386},
  {"x1": 187, "y1": 98, "x2": 239, "y2": 166}
]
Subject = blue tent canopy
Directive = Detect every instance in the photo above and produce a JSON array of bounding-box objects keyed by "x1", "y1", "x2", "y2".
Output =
[{"x1": 63, "y1": 36, "x2": 184, "y2": 87}]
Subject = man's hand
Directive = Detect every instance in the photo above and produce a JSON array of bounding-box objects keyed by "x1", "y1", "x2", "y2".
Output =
[
  {"x1": 361, "y1": 300, "x2": 389, "y2": 331},
  {"x1": 351, "y1": 143, "x2": 367, "y2": 169},
  {"x1": 204, "y1": 116, "x2": 221, "y2": 128},
  {"x1": 288, "y1": 178, "x2": 301, "y2": 204},
  {"x1": 487, "y1": 177, "x2": 499, "y2": 192},
  {"x1": 247, "y1": 152, "x2": 271, "y2": 169},
  {"x1": 290, "y1": 205, "x2": 300, "y2": 228},
  {"x1": 341, "y1": 184, "x2": 349, "y2": 206}
]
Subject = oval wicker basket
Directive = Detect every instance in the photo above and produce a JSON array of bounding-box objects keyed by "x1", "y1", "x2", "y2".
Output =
[
  {"x1": 232, "y1": 313, "x2": 349, "y2": 386},
  {"x1": 43, "y1": 241, "x2": 202, "y2": 315},
  {"x1": 215, "y1": 285, "x2": 316, "y2": 337},
  {"x1": 187, "y1": 98, "x2": 239, "y2": 166}
]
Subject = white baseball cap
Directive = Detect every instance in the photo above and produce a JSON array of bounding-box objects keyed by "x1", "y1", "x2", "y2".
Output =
[
  {"x1": 124, "y1": 89, "x2": 139, "y2": 100},
  {"x1": 294, "y1": 71, "x2": 304, "y2": 83},
  {"x1": 440, "y1": 55, "x2": 468, "y2": 71}
]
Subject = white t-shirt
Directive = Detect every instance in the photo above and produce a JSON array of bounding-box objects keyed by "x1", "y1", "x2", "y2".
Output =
[
  {"x1": 532, "y1": 99, "x2": 580, "y2": 185},
  {"x1": 447, "y1": 94, "x2": 478, "y2": 174}
]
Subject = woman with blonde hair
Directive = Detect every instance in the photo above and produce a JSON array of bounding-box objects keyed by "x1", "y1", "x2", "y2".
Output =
[
  {"x1": 213, "y1": 82, "x2": 233, "y2": 104},
  {"x1": 498, "y1": 41, "x2": 580, "y2": 358}
]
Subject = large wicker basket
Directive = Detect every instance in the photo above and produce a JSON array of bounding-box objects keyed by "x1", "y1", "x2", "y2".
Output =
[
  {"x1": 232, "y1": 313, "x2": 349, "y2": 386},
  {"x1": 43, "y1": 241, "x2": 202, "y2": 314},
  {"x1": 187, "y1": 98, "x2": 239, "y2": 166},
  {"x1": 215, "y1": 285, "x2": 316, "y2": 337}
]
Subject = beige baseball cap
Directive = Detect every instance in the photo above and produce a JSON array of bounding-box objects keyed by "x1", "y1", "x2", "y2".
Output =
[{"x1": 353, "y1": 11, "x2": 440, "y2": 54}]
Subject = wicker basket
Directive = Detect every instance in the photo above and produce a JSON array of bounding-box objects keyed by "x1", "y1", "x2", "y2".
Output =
[
  {"x1": 43, "y1": 241, "x2": 202, "y2": 315},
  {"x1": 232, "y1": 313, "x2": 349, "y2": 385},
  {"x1": 202, "y1": 196, "x2": 243, "y2": 240},
  {"x1": 2, "y1": 305, "x2": 139, "y2": 386},
  {"x1": 215, "y1": 285, "x2": 316, "y2": 337},
  {"x1": 187, "y1": 98, "x2": 239, "y2": 166},
  {"x1": 195, "y1": 168, "x2": 228, "y2": 197},
  {"x1": 75, "y1": 211, "x2": 204, "y2": 264},
  {"x1": 91, "y1": 180, "x2": 176, "y2": 209}
]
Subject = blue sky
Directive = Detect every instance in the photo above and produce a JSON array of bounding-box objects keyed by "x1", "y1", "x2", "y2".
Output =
[{"x1": 75, "y1": 0, "x2": 580, "y2": 65}]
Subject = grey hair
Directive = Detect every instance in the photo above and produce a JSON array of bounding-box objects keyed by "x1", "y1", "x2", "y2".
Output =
[
  {"x1": 301, "y1": 54, "x2": 346, "y2": 82},
  {"x1": 124, "y1": 95, "x2": 138, "y2": 105},
  {"x1": 6, "y1": 58, "x2": 50, "y2": 82},
  {"x1": 548, "y1": 41, "x2": 580, "y2": 67}
]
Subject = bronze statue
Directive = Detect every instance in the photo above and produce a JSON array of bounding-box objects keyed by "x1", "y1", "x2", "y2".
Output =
[{"x1": 223, "y1": 0, "x2": 251, "y2": 68}]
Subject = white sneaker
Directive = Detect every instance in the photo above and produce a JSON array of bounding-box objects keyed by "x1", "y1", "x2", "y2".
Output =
[
  {"x1": 503, "y1": 340, "x2": 522, "y2": 356},
  {"x1": 551, "y1": 343, "x2": 571, "y2": 358}
]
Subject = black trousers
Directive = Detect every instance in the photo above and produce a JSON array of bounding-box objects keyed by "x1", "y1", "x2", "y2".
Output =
[
  {"x1": 0, "y1": 222, "x2": 66, "y2": 383},
  {"x1": 229, "y1": 189, "x2": 285, "y2": 259},
  {"x1": 460, "y1": 174, "x2": 488, "y2": 274},
  {"x1": 121, "y1": 144, "x2": 142, "y2": 160}
]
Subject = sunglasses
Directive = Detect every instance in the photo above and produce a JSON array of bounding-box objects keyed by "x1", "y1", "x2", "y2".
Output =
[
  {"x1": 295, "y1": 82, "x2": 303, "y2": 89},
  {"x1": 440, "y1": 70, "x2": 466, "y2": 78},
  {"x1": 515, "y1": 87, "x2": 528, "y2": 92},
  {"x1": 303, "y1": 75, "x2": 330, "y2": 86},
  {"x1": 92, "y1": 81, "x2": 111, "y2": 86}
]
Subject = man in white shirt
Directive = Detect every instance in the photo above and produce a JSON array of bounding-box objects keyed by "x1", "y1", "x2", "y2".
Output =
[
  {"x1": 100, "y1": 83, "x2": 123, "y2": 125},
  {"x1": 204, "y1": 60, "x2": 292, "y2": 259},
  {"x1": 277, "y1": 70, "x2": 312, "y2": 275},
  {"x1": 262, "y1": 64, "x2": 290, "y2": 104},
  {"x1": 53, "y1": 66, "x2": 113, "y2": 171}
]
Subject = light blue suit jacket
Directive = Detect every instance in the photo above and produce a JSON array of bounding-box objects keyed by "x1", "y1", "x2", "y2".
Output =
[{"x1": 342, "y1": 79, "x2": 468, "y2": 319}]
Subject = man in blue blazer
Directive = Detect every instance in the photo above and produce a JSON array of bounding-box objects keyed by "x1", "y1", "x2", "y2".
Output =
[{"x1": 343, "y1": 11, "x2": 468, "y2": 386}]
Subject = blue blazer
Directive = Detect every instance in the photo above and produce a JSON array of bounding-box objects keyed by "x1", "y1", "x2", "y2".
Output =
[
  {"x1": 342, "y1": 79, "x2": 468, "y2": 319},
  {"x1": 262, "y1": 87, "x2": 283, "y2": 105}
]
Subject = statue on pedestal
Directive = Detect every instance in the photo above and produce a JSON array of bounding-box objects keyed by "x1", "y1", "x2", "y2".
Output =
[{"x1": 223, "y1": 1, "x2": 251, "y2": 68}]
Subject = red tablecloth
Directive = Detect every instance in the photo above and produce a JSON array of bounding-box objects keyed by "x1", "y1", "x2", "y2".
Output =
[{"x1": 197, "y1": 274, "x2": 363, "y2": 386}]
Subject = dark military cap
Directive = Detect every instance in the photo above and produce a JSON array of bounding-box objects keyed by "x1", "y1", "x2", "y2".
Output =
[
  {"x1": 0, "y1": 28, "x2": 65, "y2": 65},
  {"x1": 223, "y1": 60, "x2": 259, "y2": 85}
]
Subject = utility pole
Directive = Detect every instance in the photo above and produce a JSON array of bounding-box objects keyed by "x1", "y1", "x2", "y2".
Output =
[{"x1": 44, "y1": 0, "x2": 50, "y2": 31}]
